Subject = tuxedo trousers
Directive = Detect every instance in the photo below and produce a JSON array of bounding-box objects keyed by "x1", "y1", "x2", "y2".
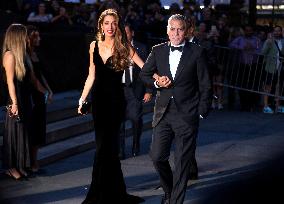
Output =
[
  {"x1": 120, "y1": 86, "x2": 143, "y2": 151},
  {"x1": 150, "y1": 99, "x2": 198, "y2": 204}
]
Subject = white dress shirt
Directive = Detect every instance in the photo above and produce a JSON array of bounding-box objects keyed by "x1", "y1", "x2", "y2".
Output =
[
  {"x1": 154, "y1": 41, "x2": 185, "y2": 88},
  {"x1": 169, "y1": 42, "x2": 185, "y2": 79},
  {"x1": 122, "y1": 64, "x2": 133, "y2": 83},
  {"x1": 122, "y1": 41, "x2": 134, "y2": 83}
]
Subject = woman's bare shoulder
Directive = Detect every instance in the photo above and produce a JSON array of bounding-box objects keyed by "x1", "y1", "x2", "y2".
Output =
[
  {"x1": 3, "y1": 50, "x2": 14, "y2": 59},
  {"x1": 3, "y1": 51, "x2": 15, "y2": 66},
  {"x1": 90, "y1": 41, "x2": 96, "y2": 51}
]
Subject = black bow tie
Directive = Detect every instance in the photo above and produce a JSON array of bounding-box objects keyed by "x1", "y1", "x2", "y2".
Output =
[{"x1": 170, "y1": 45, "x2": 183, "y2": 52}]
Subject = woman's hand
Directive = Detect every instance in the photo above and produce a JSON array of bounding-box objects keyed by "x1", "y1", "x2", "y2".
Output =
[
  {"x1": 47, "y1": 91, "x2": 53, "y2": 103},
  {"x1": 143, "y1": 93, "x2": 152, "y2": 103},
  {"x1": 78, "y1": 105, "x2": 83, "y2": 115},
  {"x1": 10, "y1": 103, "x2": 19, "y2": 116}
]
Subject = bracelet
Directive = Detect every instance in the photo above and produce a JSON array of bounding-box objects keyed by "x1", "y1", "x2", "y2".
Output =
[
  {"x1": 78, "y1": 97, "x2": 86, "y2": 106},
  {"x1": 44, "y1": 91, "x2": 49, "y2": 103}
]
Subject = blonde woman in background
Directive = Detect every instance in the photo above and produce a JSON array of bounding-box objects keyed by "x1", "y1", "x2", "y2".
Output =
[{"x1": 2, "y1": 24, "x2": 46, "y2": 180}]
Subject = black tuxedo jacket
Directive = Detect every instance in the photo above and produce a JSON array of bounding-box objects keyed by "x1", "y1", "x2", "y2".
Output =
[
  {"x1": 140, "y1": 41, "x2": 212, "y2": 127},
  {"x1": 131, "y1": 41, "x2": 152, "y2": 100}
]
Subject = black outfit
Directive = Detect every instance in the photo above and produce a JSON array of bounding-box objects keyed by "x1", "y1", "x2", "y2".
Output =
[
  {"x1": 140, "y1": 41, "x2": 212, "y2": 204},
  {"x1": 31, "y1": 60, "x2": 46, "y2": 146},
  {"x1": 120, "y1": 41, "x2": 152, "y2": 157},
  {"x1": 188, "y1": 37, "x2": 217, "y2": 179},
  {"x1": 82, "y1": 42, "x2": 142, "y2": 204},
  {"x1": 2, "y1": 59, "x2": 33, "y2": 175}
]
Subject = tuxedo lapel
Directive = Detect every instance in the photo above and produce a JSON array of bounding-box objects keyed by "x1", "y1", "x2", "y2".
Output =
[
  {"x1": 174, "y1": 41, "x2": 192, "y2": 81},
  {"x1": 161, "y1": 42, "x2": 173, "y2": 81}
]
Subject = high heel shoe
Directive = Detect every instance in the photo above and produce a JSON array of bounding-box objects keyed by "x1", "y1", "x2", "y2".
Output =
[{"x1": 5, "y1": 169, "x2": 22, "y2": 180}]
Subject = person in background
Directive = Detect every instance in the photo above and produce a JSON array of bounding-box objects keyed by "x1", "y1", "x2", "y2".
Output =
[
  {"x1": 261, "y1": 25, "x2": 284, "y2": 114},
  {"x1": 51, "y1": 6, "x2": 73, "y2": 26},
  {"x1": 27, "y1": 2, "x2": 53, "y2": 23},
  {"x1": 119, "y1": 22, "x2": 152, "y2": 159},
  {"x1": 229, "y1": 25, "x2": 260, "y2": 112},
  {"x1": 27, "y1": 25, "x2": 53, "y2": 173},
  {"x1": 2, "y1": 24, "x2": 47, "y2": 180}
]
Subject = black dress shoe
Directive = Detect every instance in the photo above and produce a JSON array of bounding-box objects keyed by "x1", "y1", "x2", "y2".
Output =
[
  {"x1": 189, "y1": 172, "x2": 198, "y2": 180},
  {"x1": 119, "y1": 152, "x2": 125, "y2": 160},
  {"x1": 161, "y1": 193, "x2": 171, "y2": 204},
  {"x1": 132, "y1": 151, "x2": 139, "y2": 157},
  {"x1": 132, "y1": 148, "x2": 140, "y2": 157}
]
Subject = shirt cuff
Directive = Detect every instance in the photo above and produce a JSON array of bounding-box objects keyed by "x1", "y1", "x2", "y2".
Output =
[{"x1": 154, "y1": 81, "x2": 160, "y2": 88}]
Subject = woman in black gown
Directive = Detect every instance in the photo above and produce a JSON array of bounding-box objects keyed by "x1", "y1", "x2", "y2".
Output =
[
  {"x1": 27, "y1": 25, "x2": 53, "y2": 173},
  {"x1": 2, "y1": 24, "x2": 47, "y2": 180},
  {"x1": 78, "y1": 9, "x2": 145, "y2": 204}
]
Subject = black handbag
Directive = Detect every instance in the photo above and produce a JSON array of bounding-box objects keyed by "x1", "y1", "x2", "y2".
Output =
[{"x1": 81, "y1": 101, "x2": 92, "y2": 114}]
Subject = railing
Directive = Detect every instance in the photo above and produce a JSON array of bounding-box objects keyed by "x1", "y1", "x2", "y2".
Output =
[
  {"x1": 214, "y1": 45, "x2": 284, "y2": 100},
  {"x1": 145, "y1": 36, "x2": 284, "y2": 101}
]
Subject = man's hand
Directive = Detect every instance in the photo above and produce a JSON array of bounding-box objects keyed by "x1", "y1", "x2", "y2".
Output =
[
  {"x1": 143, "y1": 93, "x2": 152, "y2": 103},
  {"x1": 157, "y1": 76, "x2": 172, "y2": 88}
]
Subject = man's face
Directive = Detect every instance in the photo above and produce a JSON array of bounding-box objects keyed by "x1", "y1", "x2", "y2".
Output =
[
  {"x1": 273, "y1": 27, "x2": 282, "y2": 39},
  {"x1": 244, "y1": 26, "x2": 253, "y2": 37},
  {"x1": 167, "y1": 19, "x2": 186, "y2": 46}
]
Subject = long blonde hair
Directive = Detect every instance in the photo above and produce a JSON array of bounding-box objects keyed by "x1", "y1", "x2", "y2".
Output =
[
  {"x1": 97, "y1": 9, "x2": 130, "y2": 71},
  {"x1": 2, "y1": 24, "x2": 27, "y2": 81}
]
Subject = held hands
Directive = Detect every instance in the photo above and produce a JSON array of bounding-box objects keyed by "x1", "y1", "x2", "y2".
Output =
[{"x1": 156, "y1": 76, "x2": 172, "y2": 88}]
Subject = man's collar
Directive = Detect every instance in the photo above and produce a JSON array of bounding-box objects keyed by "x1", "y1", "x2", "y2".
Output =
[{"x1": 170, "y1": 41, "x2": 186, "y2": 47}]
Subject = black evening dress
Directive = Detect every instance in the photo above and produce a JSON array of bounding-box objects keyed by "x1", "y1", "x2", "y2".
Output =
[
  {"x1": 82, "y1": 42, "x2": 130, "y2": 204},
  {"x1": 30, "y1": 60, "x2": 46, "y2": 146},
  {"x1": 2, "y1": 59, "x2": 33, "y2": 175}
]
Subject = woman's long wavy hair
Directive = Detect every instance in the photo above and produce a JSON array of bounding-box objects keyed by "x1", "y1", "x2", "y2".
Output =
[
  {"x1": 97, "y1": 9, "x2": 130, "y2": 71},
  {"x1": 2, "y1": 24, "x2": 27, "y2": 81}
]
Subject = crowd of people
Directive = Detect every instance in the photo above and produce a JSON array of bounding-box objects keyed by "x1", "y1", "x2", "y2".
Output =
[
  {"x1": 2, "y1": 1, "x2": 284, "y2": 204},
  {"x1": 2, "y1": 0, "x2": 282, "y2": 112}
]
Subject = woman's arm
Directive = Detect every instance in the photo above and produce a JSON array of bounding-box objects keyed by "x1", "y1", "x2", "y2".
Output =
[
  {"x1": 30, "y1": 69, "x2": 46, "y2": 94},
  {"x1": 130, "y1": 47, "x2": 144, "y2": 69},
  {"x1": 129, "y1": 46, "x2": 160, "y2": 81},
  {"x1": 40, "y1": 74, "x2": 53, "y2": 102},
  {"x1": 26, "y1": 54, "x2": 47, "y2": 94},
  {"x1": 3, "y1": 51, "x2": 18, "y2": 115},
  {"x1": 78, "y1": 41, "x2": 96, "y2": 114}
]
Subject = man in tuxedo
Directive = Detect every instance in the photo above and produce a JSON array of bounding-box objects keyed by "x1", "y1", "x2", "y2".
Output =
[
  {"x1": 119, "y1": 23, "x2": 153, "y2": 159},
  {"x1": 140, "y1": 14, "x2": 212, "y2": 204}
]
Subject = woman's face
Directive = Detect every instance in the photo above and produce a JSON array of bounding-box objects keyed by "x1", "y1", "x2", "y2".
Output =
[
  {"x1": 101, "y1": 15, "x2": 117, "y2": 38},
  {"x1": 30, "y1": 31, "x2": 40, "y2": 47},
  {"x1": 38, "y1": 3, "x2": 46, "y2": 14},
  {"x1": 199, "y1": 23, "x2": 207, "y2": 33}
]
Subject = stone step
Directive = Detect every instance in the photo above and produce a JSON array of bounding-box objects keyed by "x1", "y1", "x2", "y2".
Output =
[
  {"x1": 0, "y1": 101, "x2": 154, "y2": 144},
  {"x1": 46, "y1": 114, "x2": 94, "y2": 144},
  {"x1": 0, "y1": 90, "x2": 81, "y2": 135},
  {"x1": 38, "y1": 112, "x2": 153, "y2": 166},
  {"x1": 0, "y1": 92, "x2": 154, "y2": 158}
]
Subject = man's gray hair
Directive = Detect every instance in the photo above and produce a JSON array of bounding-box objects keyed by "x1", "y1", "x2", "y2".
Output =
[{"x1": 167, "y1": 14, "x2": 187, "y2": 29}]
